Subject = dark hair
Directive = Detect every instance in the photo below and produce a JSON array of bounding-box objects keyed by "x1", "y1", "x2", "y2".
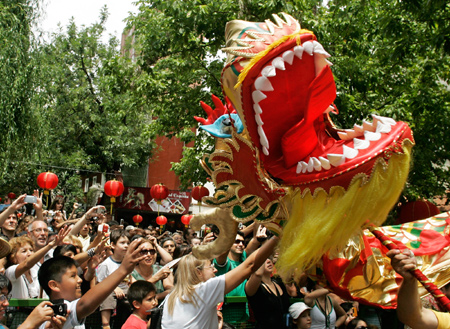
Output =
[
  {"x1": 38, "y1": 256, "x2": 77, "y2": 297},
  {"x1": 346, "y1": 318, "x2": 367, "y2": 329},
  {"x1": 49, "y1": 196, "x2": 65, "y2": 211},
  {"x1": 54, "y1": 244, "x2": 78, "y2": 258},
  {"x1": 236, "y1": 231, "x2": 244, "y2": 239},
  {"x1": 127, "y1": 280, "x2": 156, "y2": 310},
  {"x1": 340, "y1": 302, "x2": 354, "y2": 313},
  {"x1": 0, "y1": 274, "x2": 12, "y2": 293},
  {"x1": 160, "y1": 237, "x2": 175, "y2": 247},
  {"x1": 110, "y1": 228, "x2": 130, "y2": 245}
]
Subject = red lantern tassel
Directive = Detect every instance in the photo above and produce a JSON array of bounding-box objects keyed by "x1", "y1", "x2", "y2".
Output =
[{"x1": 369, "y1": 226, "x2": 450, "y2": 312}]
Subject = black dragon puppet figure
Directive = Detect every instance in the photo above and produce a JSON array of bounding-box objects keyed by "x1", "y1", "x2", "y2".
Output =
[{"x1": 190, "y1": 13, "x2": 450, "y2": 309}]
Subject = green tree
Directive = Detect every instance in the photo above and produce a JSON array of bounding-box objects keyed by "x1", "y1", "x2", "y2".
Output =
[{"x1": 132, "y1": 0, "x2": 450, "y2": 202}]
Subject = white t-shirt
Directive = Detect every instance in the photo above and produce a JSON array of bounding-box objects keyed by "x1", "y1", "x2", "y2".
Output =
[
  {"x1": 5, "y1": 264, "x2": 40, "y2": 298},
  {"x1": 39, "y1": 299, "x2": 85, "y2": 329},
  {"x1": 96, "y1": 256, "x2": 129, "y2": 290},
  {"x1": 161, "y1": 275, "x2": 225, "y2": 329}
]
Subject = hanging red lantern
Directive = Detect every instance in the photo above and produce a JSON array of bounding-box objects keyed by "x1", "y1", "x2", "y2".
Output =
[
  {"x1": 0, "y1": 197, "x2": 2, "y2": 203},
  {"x1": 133, "y1": 214, "x2": 143, "y2": 226},
  {"x1": 181, "y1": 214, "x2": 193, "y2": 227},
  {"x1": 191, "y1": 186, "x2": 209, "y2": 202},
  {"x1": 191, "y1": 186, "x2": 209, "y2": 211},
  {"x1": 104, "y1": 180, "x2": 124, "y2": 214},
  {"x1": 156, "y1": 215, "x2": 167, "y2": 232},
  {"x1": 37, "y1": 172, "x2": 59, "y2": 195},
  {"x1": 150, "y1": 183, "x2": 169, "y2": 204},
  {"x1": 7, "y1": 192, "x2": 16, "y2": 200},
  {"x1": 150, "y1": 183, "x2": 169, "y2": 216}
]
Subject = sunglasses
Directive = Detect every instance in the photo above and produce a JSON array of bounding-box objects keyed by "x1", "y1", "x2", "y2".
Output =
[
  {"x1": 140, "y1": 249, "x2": 156, "y2": 256},
  {"x1": 0, "y1": 294, "x2": 11, "y2": 303},
  {"x1": 234, "y1": 240, "x2": 244, "y2": 245}
]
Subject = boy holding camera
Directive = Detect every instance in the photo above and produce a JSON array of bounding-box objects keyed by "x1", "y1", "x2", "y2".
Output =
[
  {"x1": 37, "y1": 238, "x2": 146, "y2": 329},
  {"x1": 122, "y1": 281, "x2": 158, "y2": 329}
]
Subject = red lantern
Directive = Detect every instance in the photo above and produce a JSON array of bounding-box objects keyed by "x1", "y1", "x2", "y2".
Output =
[
  {"x1": 181, "y1": 214, "x2": 193, "y2": 227},
  {"x1": 133, "y1": 214, "x2": 143, "y2": 226},
  {"x1": 104, "y1": 180, "x2": 124, "y2": 214},
  {"x1": 7, "y1": 192, "x2": 16, "y2": 200},
  {"x1": 192, "y1": 186, "x2": 209, "y2": 211},
  {"x1": 191, "y1": 186, "x2": 209, "y2": 202},
  {"x1": 37, "y1": 172, "x2": 59, "y2": 195},
  {"x1": 156, "y1": 215, "x2": 167, "y2": 232},
  {"x1": 397, "y1": 200, "x2": 440, "y2": 224},
  {"x1": 150, "y1": 183, "x2": 169, "y2": 215},
  {"x1": 150, "y1": 183, "x2": 169, "y2": 204},
  {"x1": 0, "y1": 197, "x2": 2, "y2": 203}
]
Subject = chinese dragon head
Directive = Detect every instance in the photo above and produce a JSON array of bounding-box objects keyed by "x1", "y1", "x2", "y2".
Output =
[{"x1": 191, "y1": 13, "x2": 415, "y2": 281}]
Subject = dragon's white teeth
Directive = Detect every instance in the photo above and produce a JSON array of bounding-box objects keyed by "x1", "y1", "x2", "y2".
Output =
[
  {"x1": 346, "y1": 129, "x2": 362, "y2": 139},
  {"x1": 300, "y1": 161, "x2": 308, "y2": 173},
  {"x1": 337, "y1": 131, "x2": 351, "y2": 141},
  {"x1": 257, "y1": 125, "x2": 269, "y2": 148},
  {"x1": 252, "y1": 90, "x2": 267, "y2": 104},
  {"x1": 318, "y1": 156, "x2": 331, "y2": 170},
  {"x1": 325, "y1": 59, "x2": 333, "y2": 66},
  {"x1": 254, "y1": 76, "x2": 274, "y2": 92},
  {"x1": 261, "y1": 66, "x2": 276, "y2": 77},
  {"x1": 255, "y1": 113, "x2": 264, "y2": 126},
  {"x1": 353, "y1": 124, "x2": 364, "y2": 134},
  {"x1": 312, "y1": 157, "x2": 322, "y2": 171},
  {"x1": 375, "y1": 122, "x2": 392, "y2": 134},
  {"x1": 293, "y1": 45, "x2": 304, "y2": 59},
  {"x1": 313, "y1": 41, "x2": 331, "y2": 57},
  {"x1": 282, "y1": 50, "x2": 294, "y2": 65},
  {"x1": 372, "y1": 114, "x2": 396, "y2": 126},
  {"x1": 327, "y1": 154, "x2": 346, "y2": 167},
  {"x1": 364, "y1": 131, "x2": 381, "y2": 141},
  {"x1": 296, "y1": 162, "x2": 302, "y2": 174},
  {"x1": 363, "y1": 120, "x2": 376, "y2": 132},
  {"x1": 262, "y1": 146, "x2": 269, "y2": 156},
  {"x1": 342, "y1": 145, "x2": 358, "y2": 159},
  {"x1": 272, "y1": 57, "x2": 286, "y2": 71},
  {"x1": 353, "y1": 138, "x2": 370, "y2": 150},
  {"x1": 253, "y1": 103, "x2": 263, "y2": 114},
  {"x1": 307, "y1": 158, "x2": 315, "y2": 172},
  {"x1": 303, "y1": 41, "x2": 314, "y2": 56}
]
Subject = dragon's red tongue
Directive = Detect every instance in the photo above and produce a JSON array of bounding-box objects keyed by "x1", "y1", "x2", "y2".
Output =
[{"x1": 281, "y1": 66, "x2": 336, "y2": 167}]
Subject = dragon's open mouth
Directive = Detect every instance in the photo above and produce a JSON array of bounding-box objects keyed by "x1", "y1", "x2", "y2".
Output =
[{"x1": 237, "y1": 33, "x2": 413, "y2": 191}]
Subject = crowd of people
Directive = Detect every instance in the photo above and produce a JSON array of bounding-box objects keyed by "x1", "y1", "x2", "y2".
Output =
[{"x1": 0, "y1": 192, "x2": 447, "y2": 329}]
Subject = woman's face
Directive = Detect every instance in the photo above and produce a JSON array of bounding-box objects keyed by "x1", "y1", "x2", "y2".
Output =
[
  {"x1": 296, "y1": 309, "x2": 311, "y2": 329},
  {"x1": 162, "y1": 240, "x2": 175, "y2": 256},
  {"x1": 264, "y1": 259, "x2": 274, "y2": 274},
  {"x1": 139, "y1": 242, "x2": 157, "y2": 266},
  {"x1": 198, "y1": 260, "x2": 217, "y2": 282},
  {"x1": 15, "y1": 243, "x2": 34, "y2": 264},
  {"x1": 56, "y1": 201, "x2": 64, "y2": 210}
]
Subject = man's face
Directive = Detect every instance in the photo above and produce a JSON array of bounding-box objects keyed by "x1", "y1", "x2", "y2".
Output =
[
  {"x1": 0, "y1": 287, "x2": 9, "y2": 320},
  {"x1": 28, "y1": 221, "x2": 49, "y2": 249},
  {"x1": 57, "y1": 265, "x2": 82, "y2": 301},
  {"x1": 230, "y1": 234, "x2": 245, "y2": 255},
  {"x1": 80, "y1": 223, "x2": 90, "y2": 236},
  {"x1": 2, "y1": 214, "x2": 17, "y2": 232},
  {"x1": 172, "y1": 234, "x2": 183, "y2": 245}
]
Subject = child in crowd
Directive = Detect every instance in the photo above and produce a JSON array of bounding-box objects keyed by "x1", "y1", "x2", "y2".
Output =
[
  {"x1": 37, "y1": 238, "x2": 146, "y2": 329},
  {"x1": 122, "y1": 281, "x2": 158, "y2": 329},
  {"x1": 96, "y1": 229, "x2": 132, "y2": 329},
  {"x1": 289, "y1": 302, "x2": 312, "y2": 329}
]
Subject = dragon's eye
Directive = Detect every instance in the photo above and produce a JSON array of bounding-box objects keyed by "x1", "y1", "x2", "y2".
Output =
[{"x1": 222, "y1": 118, "x2": 234, "y2": 126}]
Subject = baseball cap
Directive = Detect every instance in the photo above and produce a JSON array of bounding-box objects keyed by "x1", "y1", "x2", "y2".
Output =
[{"x1": 289, "y1": 302, "x2": 311, "y2": 320}]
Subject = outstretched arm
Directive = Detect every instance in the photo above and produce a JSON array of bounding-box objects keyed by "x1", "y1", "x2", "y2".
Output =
[
  {"x1": 224, "y1": 236, "x2": 278, "y2": 295},
  {"x1": 76, "y1": 238, "x2": 146, "y2": 319},
  {"x1": 387, "y1": 249, "x2": 438, "y2": 329},
  {"x1": 0, "y1": 194, "x2": 26, "y2": 226}
]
